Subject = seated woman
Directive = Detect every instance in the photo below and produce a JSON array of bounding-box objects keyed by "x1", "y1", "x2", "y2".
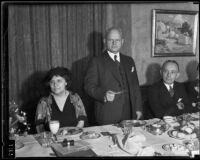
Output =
[
  {"x1": 35, "y1": 67, "x2": 87, "y2": 133},
  {"x1": 186, "y1": 63, "x2": 199, "y2": 113}
]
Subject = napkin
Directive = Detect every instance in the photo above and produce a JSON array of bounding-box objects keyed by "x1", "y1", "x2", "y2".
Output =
[{"x1": 116, "y1": 132, "x2": 146, "y2": 155}]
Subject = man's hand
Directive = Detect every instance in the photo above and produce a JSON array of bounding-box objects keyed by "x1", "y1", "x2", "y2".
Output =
[
  {"x1": 136, "y1": 111, "x2": 142, "y2": 120},
  {"x1": 194, "y1": 86, "x2": 199, "y2": 93},
  {"x1": 104, "y1": 90, "x2": 116, "y2": 102},
  {"x1": 176, "y1": 102, "x2": 184, "y2": 110}
]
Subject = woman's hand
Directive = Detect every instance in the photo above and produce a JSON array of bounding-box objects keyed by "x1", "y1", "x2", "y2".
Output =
[{"x1": 76, "y1": 120, "x2": 84, "y2": 128}]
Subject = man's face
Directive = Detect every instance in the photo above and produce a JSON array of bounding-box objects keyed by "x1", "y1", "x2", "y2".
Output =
[
  {"x1": 161, "y1": 62, "x2": 179, "y2": 85},
  {"x1": 105, "y1": 29, "x2": 124, "y2": 54}
]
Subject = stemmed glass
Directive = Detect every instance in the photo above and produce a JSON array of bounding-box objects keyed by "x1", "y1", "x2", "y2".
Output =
[{"x1": 49, "y1": 120, "x2": 60, "y2": 142}]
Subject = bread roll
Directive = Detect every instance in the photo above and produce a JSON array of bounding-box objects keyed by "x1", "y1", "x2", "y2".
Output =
[
  {"x1": 184, "y1": 127, "x2": 193, "y2": 134},
  {"x1": 172, "y1": 130, "x2": 178, "y2": 137},
  {"x1": 177, "y1": 132, "x2": 185, "y2": 138}
]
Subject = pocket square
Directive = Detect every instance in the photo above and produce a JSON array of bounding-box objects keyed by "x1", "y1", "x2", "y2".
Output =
[{"x1": 131, "y1": 66, "x2": 134, "y2": 72}]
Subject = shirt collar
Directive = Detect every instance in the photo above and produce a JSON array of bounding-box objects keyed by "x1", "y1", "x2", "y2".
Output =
[
  {"x1": 163, "y1": 82, "x2": 174, "y2": 91},
  {"x1": 107, "y1": 50, "x2": 120, "y2": 62}
]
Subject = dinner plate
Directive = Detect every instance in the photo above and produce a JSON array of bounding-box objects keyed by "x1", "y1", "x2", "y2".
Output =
[
  {"x1": 182, "y1": 139, "x2": 199, "y2": 151},
  {"x1": 58, "y1": 127, "x2": 83, "y2": 136},
  {"x1": 80, "y1": 131, "x2": 101, "y2": 140},
  {"x1": 177, "y1": 114, "x2": 199, "y2": 122},
  {"x1": 167, "y1": 129, "x2": 198, "y2": 140},
  {"x1": 120, "y1": 120, "x2": 146, "y2": 127},
  {"x1": 162, "y1": 143, "x2": 189, "y2": 154}
]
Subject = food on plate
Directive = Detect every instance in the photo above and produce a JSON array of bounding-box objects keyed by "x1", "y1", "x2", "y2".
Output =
[
  {"x1": 183, "y1": 139, "x2": 199, "y2": 151},
  {"x1": 183, "y1": 127, "x2": 193, "y2": 134},
  {"x1": 168, "y1": 127, "x2": 198, "y2": 139},
  {"x1": 80, "y1": 131, "x2": 101, "y2": 140},
  {"x1": 59, "y1": 128, "x2": 82, "y2": 136},
  {"x1": 172, "y1": 130, "x2": 178, "y2": 137},
  {"x1": 177, "y1": 113, "x2": 199, "y2": 122},
  {"x1": 162, "y1": 143, "x2": 189, "y2": 153},
  {"x1": 177, "y1": 132, "x2": 186, "y2": 138},
  {"x1": 163, "y1": 116, "x2": 177, "y2": 123}
]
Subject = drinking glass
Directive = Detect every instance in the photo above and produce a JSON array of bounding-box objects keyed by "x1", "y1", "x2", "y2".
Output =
[{"x1": 49, "y1": 120, "x2": 60, "y2": 141}]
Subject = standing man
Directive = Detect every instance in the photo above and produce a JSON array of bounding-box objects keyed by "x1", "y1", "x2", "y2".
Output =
[
  {"x1": 84, "y1": 27, "x2": 142, "y2": 125},
  {"x1": 148, "y1": 60, "x2": 191, "y2": 118}
]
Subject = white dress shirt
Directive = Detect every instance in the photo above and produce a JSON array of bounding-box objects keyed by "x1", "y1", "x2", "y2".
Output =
[
  {"x1": 164, "y1": 82, "x2": 174, "y2": 91},
  {"x1": 107, "y1": 51, "x2": 120, "y2": 62}
]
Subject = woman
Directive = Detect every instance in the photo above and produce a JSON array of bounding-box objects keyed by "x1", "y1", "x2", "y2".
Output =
[{"x1": 35, "y1": 67, "x2": 87, "y2": 133}]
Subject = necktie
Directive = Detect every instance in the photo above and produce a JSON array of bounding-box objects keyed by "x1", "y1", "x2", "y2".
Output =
[
  {"x1": 169, "y1": 85, "x2": 174, "y2": 97},
  {"x1": 114, "y1": 55, "x2": 120, "y2": 66}
]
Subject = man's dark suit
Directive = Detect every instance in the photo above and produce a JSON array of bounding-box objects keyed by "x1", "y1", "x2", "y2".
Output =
[
  {"x1": 186, "y1": 80, "x2": 199, "y2": 113},
  {"x1": 148, "y1": 80, "x2": 191, "y2": 118},
  {"x1": 84, "y1": 51, "x2": 142, "y2": 125}
]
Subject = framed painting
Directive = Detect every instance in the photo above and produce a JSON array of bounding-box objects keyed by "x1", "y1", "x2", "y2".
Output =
[{"x1": 152, "y1": 9, "x2": 198, "y2": 57}]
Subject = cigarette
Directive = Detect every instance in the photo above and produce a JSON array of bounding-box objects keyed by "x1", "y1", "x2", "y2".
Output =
[{"x1": 113, "y1": 91, "x2": 124, "y2": 95}]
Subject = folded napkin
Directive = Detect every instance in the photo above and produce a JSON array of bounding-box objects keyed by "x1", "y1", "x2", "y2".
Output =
[{"x1": 116, "y1": 132, "x2": 146, "y2": 155}]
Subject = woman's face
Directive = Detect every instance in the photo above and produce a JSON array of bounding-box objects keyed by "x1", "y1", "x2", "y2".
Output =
[{"x1": 49, "y1": 75, "x2": 67, "y2": 95}]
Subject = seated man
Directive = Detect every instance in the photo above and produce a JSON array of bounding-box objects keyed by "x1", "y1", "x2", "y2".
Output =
[
  {"x1": 148, "y1": 60, "x2": 191, "y2": 118},
  {"x1": 186, "y1": 63, "x2": 199, "y2": 113}
]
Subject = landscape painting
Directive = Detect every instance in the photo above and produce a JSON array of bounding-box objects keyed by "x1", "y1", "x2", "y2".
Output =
[{"x1": 152, "y1": 9, "x2": 198, "y2": 57}]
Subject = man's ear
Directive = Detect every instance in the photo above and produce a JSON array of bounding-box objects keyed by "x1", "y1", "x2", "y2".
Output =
[
  {"x1": 121, "y1": 39, "x2": 124, "y2": 45},
  {"x1": 103, "y1": 38, "x2": 106, "y2": 44},
  {"x1": 160, "y1": 70, "x2": 162, "y2": 76},
  {"x1": 176, "y1": 72, "x2": 180, "y2": 79}
]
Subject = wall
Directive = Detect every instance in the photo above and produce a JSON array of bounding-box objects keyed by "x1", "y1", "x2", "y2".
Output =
[{"x1": 107, "y1": 2, "x2": 199, "y2": 85}]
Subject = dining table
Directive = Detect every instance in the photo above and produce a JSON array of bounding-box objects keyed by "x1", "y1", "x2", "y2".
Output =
[{"x1": 15, "y1": 113, "x2": 199, "y2": 157}]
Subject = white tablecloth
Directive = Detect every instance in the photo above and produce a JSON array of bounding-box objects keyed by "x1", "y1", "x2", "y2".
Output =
[{"x1": 15, "y1": 118, "x2": 199, "y2": 157}]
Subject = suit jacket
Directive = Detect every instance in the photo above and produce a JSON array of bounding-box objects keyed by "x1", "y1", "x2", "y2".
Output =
[
  {"x1": 84, "y1": 51, "x2": 142, "y2": 125},
  {"x1": 186, "y1": 80, "x2": 199, "y2": 113},
  {"x1": 148, "y1": 80, "x2": 191, "y2": 118}
]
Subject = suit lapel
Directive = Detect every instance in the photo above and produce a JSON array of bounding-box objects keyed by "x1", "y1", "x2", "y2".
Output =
[{"x1": 103, "y1": 52, "x2": 122, "y2": 84}]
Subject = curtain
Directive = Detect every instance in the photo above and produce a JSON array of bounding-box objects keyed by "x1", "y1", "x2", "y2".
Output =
[{"x1": 8, "y1": 4, "x2": 107, "y2": 131}]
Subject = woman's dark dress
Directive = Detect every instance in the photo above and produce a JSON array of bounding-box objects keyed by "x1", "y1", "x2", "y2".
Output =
[{"x1": 51, "y1": 95, "x2": 78, "y2": 128}]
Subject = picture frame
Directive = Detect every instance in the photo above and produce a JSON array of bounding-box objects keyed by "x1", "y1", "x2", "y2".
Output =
[{"x1": 152, "y1": 9, "x2": 198, "y2": 57}]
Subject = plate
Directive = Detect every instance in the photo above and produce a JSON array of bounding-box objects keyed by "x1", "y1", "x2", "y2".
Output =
[
  {"x1": 163, "y1": 116, "x2": 177, "y2": 123},
  {"x1": 167, "y1": 129, "x2": 198, "y2": 140},
  {"x1": 183, "y1": 139, "x2": 199, "y2": 151},
  {"x1": 80, "y1": 131, "x2": 101, "y2": 140},
  {"x1": 58, "y1": 127, "x2": 83, "y2": 136},
  {"x1": 162, "y1": 143, "x2": 189, "y2": 154},
  {"x1": 120, "y1": 120, "x2": 146, "y2": 127},
  {"x1": 177, "y1": 114, "x2": 199, "y2": 122}
]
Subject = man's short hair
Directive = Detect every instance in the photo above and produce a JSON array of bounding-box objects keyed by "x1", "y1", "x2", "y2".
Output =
[
  {"x1": 105, "y1": 27, "x2": 123, "y2": 39},
  {"x1": 161, "y1": 60, "x2": 179, "y2": 71}
]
